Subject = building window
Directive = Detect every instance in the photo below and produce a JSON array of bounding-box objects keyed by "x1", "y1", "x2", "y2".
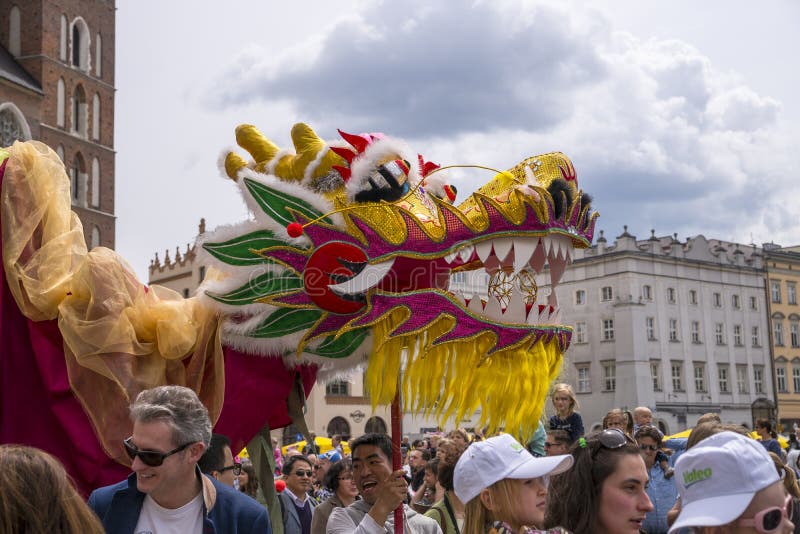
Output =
[
  {"x1": 777, "y1": 366, "x2": 788, "y2": 393},
  {"x1": 754, "y1": 366, "x2": 764, "y2": 395},
  {"x1": 602, "y1": 319, "x2": 614, "y2": 341},
  {"x1": 92, "y1": 93, "x2": 100, "y2": 141},
  {"x1": 90, "y1": 226, "x2": 100, "y2": 249},
  {"x1": 60, "y1": 15, "x2": 68, "y2": 61},
  {"x1": 691, "y1": 321, "x2": 701, "y2": 343},
  {"x1": 91, "y1": 158, "x2": 100, "y2": 208},
  {"x1": 791, "y1": 321, "x2": 799, "y2": 348},
  {"x1": 198, "y1": 265, "x2": 206, "y2": 283},
  {"x1": 575, "y1": 289, "x2": 586, "y2": 305},
  {"x1": 71, "y1": 17, "x2": 91, "y2": 71},
  {"x1": 365, "y1": 416, "x2": 387, "y2": 434},
  {"x1": 651, "y1": 361, "x2": 662, "y2": 391},
  {"x1": 7, "y1": 7, "x2": 22, "y2": 57},
  {"x1": 715, "y1": 323, "x2": 725, "y2": 345},
  {"x1": 95, "y1": 33, "x2": 102, "y2": 77},
  {"x1": 326, "y1": 416, "x2": 351, "y2": 441},
  {"x1": 72, "y1": 84, "x2": 87, "y2": 137},
  {"x1": 733, "y1": 324, "x2": 743, "y2": 346},
  {"x1": 669, "y1": 319, "x2": 679, "y2": 342},
  {"x1": 642, "y1": 285, "x2": 652, "y2": 300},
  {"x1": 793, "y1": 366, "x2": 800, "y2": 393},
  {"x1": 667, "y1": 287, "x2": 676, "y2": 304},
  {"x1": 602, "y1": 361, "x2": 616, "y2": 392},
  {"x1": 694, "y1": 363, "x2": 706, "y2": 393},
  {"x1": 646, "y1": 317, "x2": 656, "y2": 341},
  {"x1": 774, "y1": 318, "x2": 784, "y2": 346},
  {"x1": 737, "y1": 365, "x2": 749, "y2": 394},
  {"x1": 689, "y1": 289, "x2": 698, "y2": 305},
  {"x1": 772, "y1": 281, "x2": 782, "y2": 303},
  {"x1": 57, "y1": 78, "x2": 66, "y2": 127},
  {"x1": 671, "y1": 362, "x2": 684, "y2": 391},
  {"x1": 732, "y1": 294, "x2": 741, "y2": 309},
  {"x1": 750, "y1": 296, "x2": 758, "y2": 310},
  {"x1": 601, "y1": 286, "x2": 613, "y2": 301},
  {"x1": 70, "y1": 153, "x2": 86, "y2": 206},
  {"x1": 325, "y1": 379, "x2": 349, "y2": 396},
  {"x1": 718, "y1": 364, "x2": 729, "y2": 393},
  {"x1": 713, "y1": 292, "x2": 722, "y2": 308},
  {"x1": 0, "y1": 104, "x2": 30, "y2": 146},
  {"x1": 752, "y1": 326, "x2": 760, "y2": 347},
  {"x1": 575, "y1": 321, "x2": 586, "y2": 344},
  {"x1": 576, "y1": 364, "x2": 591, "y2": 393},
  {"x1": 789, "y1": 283, "x2": 797, "y2": 305},
  {"x1": 56, "y1": 145, "x2": 64, "y2": 162},
  {"x1": 182, "y1": 288, "x2": 190, "y2": 298}
]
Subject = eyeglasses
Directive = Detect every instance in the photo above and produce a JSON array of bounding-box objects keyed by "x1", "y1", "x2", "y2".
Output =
[
  {"x1": 123, "y1": 437, "x2": 193, "y2": 467},
  {"x1": 219, "y1": 463, "x2": 242, "y2": 476},
  {"x1": 338, "y1": 474, "x2": 354, "y2": 481},
  {"x1": 293, "y1": 469, "x2": 313, "y2": 477},
  {"x1": 736, "y1": 493, "x2": 793, "y2": 533},
  {"x1": 639, "y1": 444, "x2": 658, "y2": 452}
]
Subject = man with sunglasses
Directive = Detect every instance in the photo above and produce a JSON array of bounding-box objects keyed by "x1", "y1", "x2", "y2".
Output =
[
  {"x1": 199, "y1": 433, "x2": 241, "y2": 488},
  {"x1": 668, "y1": 431, "x2": 795, "y2": 533},
  {"x1": 279, "y1": 455, "x2": 317, "y2": 534},
  {"x1": 636, "y1": 425, "x2": 678, "y2": 534},
  {"x1": 88, "y1": 386, "x2": 270, "y2": 533}
]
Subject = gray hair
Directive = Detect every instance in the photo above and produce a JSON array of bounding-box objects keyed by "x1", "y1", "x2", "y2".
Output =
[{"x1": 130, "y1": 386, "x2": 212, "y2": 448}]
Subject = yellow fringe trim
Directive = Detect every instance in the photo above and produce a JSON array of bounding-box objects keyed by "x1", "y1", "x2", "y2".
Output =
[{"x1": 364, "y1": 309, "x2": 564, "y2": 442}]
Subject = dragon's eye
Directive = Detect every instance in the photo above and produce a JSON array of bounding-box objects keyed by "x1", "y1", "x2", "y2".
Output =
[{"x1": 354, "y1": 159, "x2": 411, "y2": 203}]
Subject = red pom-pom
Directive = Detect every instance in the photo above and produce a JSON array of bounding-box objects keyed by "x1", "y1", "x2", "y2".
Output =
[
  {"x1": 287, "y1": 222, "x2": 303, "y2": 237},
  {"x1": 275, "y1": 479, "x2": 286, "y2": 493}
]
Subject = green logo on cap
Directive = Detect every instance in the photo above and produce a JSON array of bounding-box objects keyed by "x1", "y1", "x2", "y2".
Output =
[
  {"x1": 683, "y1": 467, "x2": 713, "y2": 487},
  {"x1": 510, "y1": 442, "x2": 524, "y2": 453}
]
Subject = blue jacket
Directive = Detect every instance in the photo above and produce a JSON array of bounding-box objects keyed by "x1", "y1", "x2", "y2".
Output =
[{"x1": 88, "y1": 469, "x2": 271, "y2": 534}]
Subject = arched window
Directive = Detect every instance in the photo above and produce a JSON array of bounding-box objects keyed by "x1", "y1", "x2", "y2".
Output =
[
  {"x1": 57, "y1": 78, "x2": 65, "y2": 127},
  {"x1": 70, "y1": 17, "x2": 90, "y2": 71},
  {"x1": 95, "y1": 33, "x2": 102, "y2": 77},
  {"x1": 72, "y1": 84, "x2": 87, "y2": 137},
  {"x1": 92, "y1": 93, "x2": 100, "y2": 140},
  {"x1": 56, "y1": 144, "x2": 65, "y2": 162},
  {"x1": 364, "y1": 416, "x2": 387, "y2": 435},
  {"x1": 91, "y1": 157, "x2": 100, "y2": 208},
  {"x1": 71, "y1": 152, "x2": 86, "y2": 206},
  {"x1": 326, "y1": 417, "x2": 351, "y2": 441},
  {"x1": 0, "y1": 102, "x2": 31, "y2": 145},
  {"x1": 8, "y1": 5, "x2": 21, "y2": 57},
  {"x1": 59, "y1": 15, "x2": 67, "y2": 61},
  {"x1": 90, "y1": 226, "x2": 100, "y2": 249}
]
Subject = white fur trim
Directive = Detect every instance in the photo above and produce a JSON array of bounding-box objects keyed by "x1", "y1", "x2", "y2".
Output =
[
  {"x1": 346, "y1": 137, "x2": 419, "y2": 202},
  {"x1": 217, "y1": 146, "x2": 243, "y2": 180},
  {"x1": 301, "y1": 142, "x2": 329, "y2": 184}
]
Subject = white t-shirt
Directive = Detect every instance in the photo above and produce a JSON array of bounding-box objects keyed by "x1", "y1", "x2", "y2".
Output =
[{"x1": 134, "y1": 492, "x2": 204, "y2": 534}]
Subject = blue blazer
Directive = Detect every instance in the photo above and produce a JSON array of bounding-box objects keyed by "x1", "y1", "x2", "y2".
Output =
[{"x1": 88, "y1": 470, "x2": 271, "y2": 534}]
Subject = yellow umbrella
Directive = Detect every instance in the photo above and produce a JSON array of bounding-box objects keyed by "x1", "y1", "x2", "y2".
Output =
[
  {"x1": 664, "y1": 428, "x2": 788, "y2": 449},
  {"x1": 664, "y1": 428, "x2": 692, "y2": 440},
  {"x1": 281, "y1": 437, "x2": 351, "y2": 456}
]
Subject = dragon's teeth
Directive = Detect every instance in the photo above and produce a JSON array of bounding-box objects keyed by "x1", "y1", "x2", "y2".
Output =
[
  {"x1": 512, "y1": 239, "x2": 538, "y2": 274},
  {"x1": 467, "y1": 296, "x2": 484, "y2": 314},
  {"x1": 444, "y1": 250, "x2": 458, "y2": 264},
  {"x1": 457, "y1": 244, "x2": 475, "y2": 262},
  {"x1": 484, "y1": 295, "x2": 503, "y2": 319},
  {"x1": 492, "y1": 238, "x2": 513, "y2": 263},
  {"x1": 451, "y1": 291, "x2": 466, "y2": 306},
  {"x1": 504, "y1": 290, "x2": 526, "y2": 323},
  {"x1": 529, "y1": 239, "x2": 546, "y2": 273},
  {"x1": 475, "y1": 241, "x2": 493, "y2": 263}
]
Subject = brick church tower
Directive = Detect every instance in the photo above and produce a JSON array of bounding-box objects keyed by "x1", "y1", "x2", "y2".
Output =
[{"x1": 0, "y1": 1, "x2": 115, "y2": 248}]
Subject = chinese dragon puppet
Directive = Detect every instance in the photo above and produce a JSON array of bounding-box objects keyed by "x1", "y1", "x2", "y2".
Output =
[{"x1": 0, "y1": 123, "x2": 596, "y2": 495}]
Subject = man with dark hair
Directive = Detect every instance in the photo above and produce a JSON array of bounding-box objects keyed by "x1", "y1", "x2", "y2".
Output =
[
  {"x1": 87, "y1": 385, "x2": 270, "y2": 533},
  {"x1": 280, "y1": 454, "x2": 317, "y2": 534},
  {"x1": 326, "y1": 433, "x2": 441, "y2": 533},
  {"x1": 408, "y1": 447, "x2": 431, "y2": 495},
  {"x1": 544, "y1": 429, "x2": 571, "y2": 457},
  {"x1": 198, "y1": 433, "x2": 241, "y2": 487}
]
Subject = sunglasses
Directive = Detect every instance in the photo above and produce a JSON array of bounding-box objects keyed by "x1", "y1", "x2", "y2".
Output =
[
  {"x1": 293, "y1": 469, "x2": 313, "y2": 477},
  {"x1": 123, "y1": 437, "x2": 192, "y2": 467},
  {"x1": 219, "y1": 463, "x2": 242, "y2": 476},
  {"x1": 736, "y1": 493, "x2": 793, "y2": 533},
  {"x1": 639, "y1": 444, "x2": 658, "y2": 452}
]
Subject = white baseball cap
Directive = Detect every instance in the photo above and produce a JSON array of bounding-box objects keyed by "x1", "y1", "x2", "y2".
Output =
[
  {"x1": 668, "y1": 431, "x2": 780, "y2": 533},
  {"x1": 453, "y1": 433, "x2": 573, "y2": 504}
]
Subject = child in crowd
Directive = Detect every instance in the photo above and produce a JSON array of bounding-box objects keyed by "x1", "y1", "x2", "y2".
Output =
[
  {"x1": 632, "y1": 406, "x2": 673, "y2": 478},
  {"x1": 548, "y1": 383, "x2": 584, "y2": 444}
]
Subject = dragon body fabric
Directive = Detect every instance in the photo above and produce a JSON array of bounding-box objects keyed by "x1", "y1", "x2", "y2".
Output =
[{"x1": 0, "y1": 123, "x2": 596, "y2": 495}]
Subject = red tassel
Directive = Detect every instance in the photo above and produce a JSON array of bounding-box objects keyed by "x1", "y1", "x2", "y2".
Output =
[{"x1": 287, "y1": 222, "x2": 303, "y2": 237}]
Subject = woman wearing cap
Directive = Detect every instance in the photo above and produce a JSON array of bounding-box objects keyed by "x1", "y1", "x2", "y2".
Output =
[
  {"x1": 668, "y1": 431, "x2": 794, "y2": 533},
  {"x1": 545, "y1": 428, "x2": 653, "y2": 533},
  {"x1": 453, "y1": 433, "x2": 574, "y2": 533}
]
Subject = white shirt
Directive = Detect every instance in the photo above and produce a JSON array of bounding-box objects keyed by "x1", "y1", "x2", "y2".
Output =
[{"x1": 134, "y1": 492, "x2": 203, "y2": 534}]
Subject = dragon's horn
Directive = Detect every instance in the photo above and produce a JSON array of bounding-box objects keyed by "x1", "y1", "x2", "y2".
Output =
[
  {"x1": 223, "y1": 152, "x2": 248, "y2": 181},
  {"x1": 236, "y1": 124, "x2": 281, "y2": 165}
]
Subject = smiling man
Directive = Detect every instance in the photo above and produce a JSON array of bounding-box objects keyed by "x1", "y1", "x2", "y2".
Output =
[
  {"x1": 88, "y1": 385, "x2": 270, "y2": 533},
  {"x1": 327, "y1": 433, "x2": 441, "y2": 533}
]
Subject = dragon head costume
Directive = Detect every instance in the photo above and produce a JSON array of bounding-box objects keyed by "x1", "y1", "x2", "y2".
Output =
[{"x1": 202, "y1": 123, "x2": 597, "y2": 437}]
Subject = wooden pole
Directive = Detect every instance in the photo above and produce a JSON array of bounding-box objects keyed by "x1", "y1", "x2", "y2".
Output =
[{"x1": 391, "y1": 378, "x2": 403, "y2": 533}]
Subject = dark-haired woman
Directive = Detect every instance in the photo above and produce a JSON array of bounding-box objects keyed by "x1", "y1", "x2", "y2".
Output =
[
  {"x1": 545, "y1": 429, "x2": 653, "y2": 534},
  {"x1": 310, "y1": 460, "x2": 358, "y2": 534}
]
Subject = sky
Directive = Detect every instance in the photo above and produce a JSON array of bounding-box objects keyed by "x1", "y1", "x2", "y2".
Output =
[{"x1": 115, "y1": 0, "x2": 800, "y2": 281}]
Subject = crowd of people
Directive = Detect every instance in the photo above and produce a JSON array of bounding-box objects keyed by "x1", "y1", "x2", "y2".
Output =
[{"x1": 1, "y1": 383, "x2": 798, "y2": 533}]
